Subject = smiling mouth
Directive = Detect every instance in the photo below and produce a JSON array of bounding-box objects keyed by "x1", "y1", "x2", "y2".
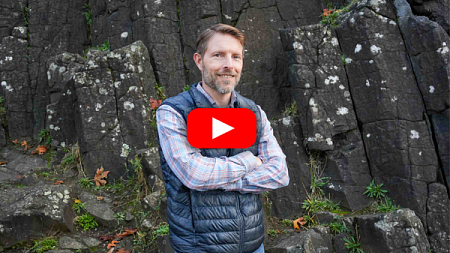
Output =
[{"x1": 217, "y1": 74, "x2": 235, "y2": 78}]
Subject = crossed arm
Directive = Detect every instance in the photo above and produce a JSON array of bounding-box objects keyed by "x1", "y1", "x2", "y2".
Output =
[{"x1": 156, "y1": 104, "x2": 289, "y2": 194}]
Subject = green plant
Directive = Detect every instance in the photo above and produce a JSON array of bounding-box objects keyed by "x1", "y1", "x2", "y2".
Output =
[
  {"x1": 267, "y1": 229, "x2": 277, "y2": 237},
  {"x1": 283, "y1": 100, "x2": 298, "y2": 116},
  {"x1": 31, "y1": 237, "x2": 58, "y2": 253},
  {"x1": 375, "y1": 197, "x2": 399, "y2": 213},
  {"x1": 281, "y1": 219, "x2": 293, "y2": 227},
  {"x1": 155, "y1": 83, "x2": 167, "y2": 101},
  {"x1": 78, "y1": 177, "x2": 94, "y2": 188},
  {"x1": 343, "y1": 236, "x2": 364, "y2": 253},
  {"x1": 75, "y1": 214, "x2": 98, "y2": 231},
  {"x1": 17, "y1": 183, "x2": 28, "y2": 188},
  {"x1": 61, "y1": 153, "x2": 75, "y2": 168},
  {"x1": 114, "y1": 212, "x2": 126, "y2": 225},
  {"x1": 82, "y1": 2, "x2": 92, "y2": 26},
  {"x1": 342, "y1": 55, "x2": 347, "y2": 65},
  {"x1": 0, "y1": 97, "x2": 5, "y2": 115},
  {"x1": 153, "y1": 223, "x2": 169, "y2": 236},
  {"x1": 320, "y1": 1, "x2": 358, "y2": 28},
  {"x1": 325, "y1": 218, "x2": 350, "y2": 235},
  {"x1": 183, "y1": 85, "x2": 191, "y2": 91},
  {"x1": 19, "y1": 3, "x2": 30, "y2": 27},
  {"x1": 364, "y1": 180, "x2": 387, "y2": 200},
  {"x1": 72, "y1": 201, "x2": 86, "y2": 215},
  {"x1": 38, "y1": 129, "x2": 52, "y2": 146}
]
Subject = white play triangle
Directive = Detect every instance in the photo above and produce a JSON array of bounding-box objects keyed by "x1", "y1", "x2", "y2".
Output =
[{"x1": 212, "y1": 117, "x2": 234, "y2": 139}]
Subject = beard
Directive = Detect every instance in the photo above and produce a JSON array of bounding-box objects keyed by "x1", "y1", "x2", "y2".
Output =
[{"x1": 202, "y1": 62, "x2": 241, "y2": 94}]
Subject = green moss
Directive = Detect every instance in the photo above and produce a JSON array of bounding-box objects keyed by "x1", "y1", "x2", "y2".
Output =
[{"x1": 31, "y1": 237, "x2": 58, "y2": 253}]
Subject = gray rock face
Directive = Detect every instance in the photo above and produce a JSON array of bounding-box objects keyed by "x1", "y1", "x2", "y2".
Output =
[
  {"x1": 427, "y1": 183, "x2": 450, "y2": 252},
  {"x1": 280, "y1": 24, "x2": 371, "y2": 211},
  {"x1": 47, "y1": 41, "x2": 158, "y2": 180},
  {"x1": 431, "y1": 109, "x2": 450, "y2": 187},
  {"x1": 406, "y1": 0, "x2": 450, "y2": 35},
  {"x1": 267, "y1": 226, "x2": 333, "y2": 253},
  {"x1": 268, "y1": 116, "x2": 310, "y2": 219},
  {"x1": 0, "y1": 184, "x2": 75, "y2": 247},
  {"x1": 357, "y1": 209, "x2": 430, "y2": 252}
]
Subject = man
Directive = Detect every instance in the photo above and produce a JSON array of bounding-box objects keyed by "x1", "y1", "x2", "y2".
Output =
[{"x1": 156, "y1": 23, "x2": 289, "y2": 253}]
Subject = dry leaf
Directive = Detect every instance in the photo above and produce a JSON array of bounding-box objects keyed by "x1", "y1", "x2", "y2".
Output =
[
  {"x1": 99, "y1": 235, "x2": 114, "y2": 242},
  {"x1": 54, "y1": 180, "x2": 64, "y2": 185},
  {"x1": 97, "y1": 196, "x2": 104, "y2": 201},
  {"x1": 323, "y1": 8, "x2": 334, "y2": 17},
  {"x1": 293, "y1": 217, "x2": 307, "y2": 232},
  {"x1": 74, "y1": 198, "x2": 81, "y2": 204},
  {"x1": 94, "y1": 167, "x2": 110, "y2": 186},
  {"x1": 12, "y1": 139, "x2": 19, "y2": 144},
  {"x1": 17, "y1": 175, "x2": 23, "y2": 178},
  {"x1": 117, "y1": 249, "x2": 131, "y2": 253},
  {"x1": 0, "y1": 161, "x2": 6, "y2": 165},
  {"x1": 115, "y1": 228, "x2": 138, "y2": 240},
  {"x1": 107, "y1": 240, "x2": 119, "y2": 249},
  {"x1": 150, "y1": 98, "x2": 162, "y2": 109},
  {"x1": 35, "y1": 145, "x2": 48, "y2": 155}
]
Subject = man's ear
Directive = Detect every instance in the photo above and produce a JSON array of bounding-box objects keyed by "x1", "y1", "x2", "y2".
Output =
[{"x1": 193, "y1": 53, "x2": 203, "y2": 71}]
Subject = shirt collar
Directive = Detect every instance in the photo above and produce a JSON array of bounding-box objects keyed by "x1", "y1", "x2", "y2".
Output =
[{"x1": 196, "y1": 82, "x2": 237, "y2": 108}]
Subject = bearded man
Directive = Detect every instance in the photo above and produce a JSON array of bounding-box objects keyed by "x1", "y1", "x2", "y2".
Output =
[{"x1": 156, "y1": 23, "x2": 289, "y2": 253}]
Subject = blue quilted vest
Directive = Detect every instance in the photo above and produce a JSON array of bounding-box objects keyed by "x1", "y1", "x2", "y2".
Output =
[{"x1": 158, "y1": 83, "x2": 264, "y2": 253}]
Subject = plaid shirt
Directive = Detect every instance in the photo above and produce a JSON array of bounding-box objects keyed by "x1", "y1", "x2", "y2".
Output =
[{"x1": 156, "y1": 83, "x2": 289, "y2": 193}]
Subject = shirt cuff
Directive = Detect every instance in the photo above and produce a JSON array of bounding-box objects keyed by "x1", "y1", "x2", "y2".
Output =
[{"x1": 235, "y1": 151, "x2": 258, "y2": 172}]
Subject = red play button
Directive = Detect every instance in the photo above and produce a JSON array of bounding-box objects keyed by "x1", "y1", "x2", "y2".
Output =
[{"x1": 187, "y1": 108, "x2": 256, "y2": 148}]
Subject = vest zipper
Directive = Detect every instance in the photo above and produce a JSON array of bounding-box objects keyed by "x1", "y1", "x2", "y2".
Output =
[{"x1": 236, "y1": 192, "x2": 244, "y2": 253}]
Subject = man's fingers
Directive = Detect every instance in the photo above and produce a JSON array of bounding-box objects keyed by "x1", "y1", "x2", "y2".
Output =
[{"x1": 255, "y1": 156, "x2": 262, "y2": 166}]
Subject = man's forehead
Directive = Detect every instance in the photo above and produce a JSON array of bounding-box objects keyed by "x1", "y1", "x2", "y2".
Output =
[{"x1": 205, "y1": 34, "x2": 243, "y2": 53}]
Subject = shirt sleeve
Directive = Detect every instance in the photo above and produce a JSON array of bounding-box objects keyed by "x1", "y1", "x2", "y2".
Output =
[
  {"x1": 156, "y1": 104, "x2": 258, "y2": 191},
  {"x1": 226, "y1": 106, "x2": 290, "y2": 193}
]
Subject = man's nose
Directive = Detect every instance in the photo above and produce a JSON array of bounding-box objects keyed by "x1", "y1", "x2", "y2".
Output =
[{"x1": 222, "y1": 55, "x2": 234, "y2": 69}]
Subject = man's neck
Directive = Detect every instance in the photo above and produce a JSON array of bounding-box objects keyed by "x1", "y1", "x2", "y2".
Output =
[{"x1": 201, "y1": 82, "x2": 232, "y2": 108}]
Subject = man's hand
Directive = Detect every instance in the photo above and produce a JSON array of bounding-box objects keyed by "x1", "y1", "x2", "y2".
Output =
[{"x1": 255, "y1": 156, "x2": 262, "y2": 167}]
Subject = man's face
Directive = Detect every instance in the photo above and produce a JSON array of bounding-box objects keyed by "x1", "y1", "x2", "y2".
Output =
[{"x1": 196, "y1": 33, "x2": 243, "y2": 94}]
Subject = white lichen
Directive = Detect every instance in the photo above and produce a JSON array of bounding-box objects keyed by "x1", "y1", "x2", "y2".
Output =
[
  {"x1": 157, "y1": 12, "x2": 164, "y2": 17},
  {"x1": 336, "y1": 107, "x2": 348, "y2": 115},
  {"x1": 282, "y1": 117, "x2": 291, "y2": 126},
  {"x1": 124, "y1": 101, "x2": 135, "y2": 110},
  {"x1": 354, "y1": 44, "x2": 362, "y2": 53},
  {"x1": 293, "y1": 42, "x2": 303, "y2": 50},
  {"x1": 326, "y1": 138, "x2": 333, "y2": 146},
  {"x1": 121, "y1": 143, "x2": 130, "y2": 157},
  {"x1": 324, "y1": 76, "x2": 339, "y2": 85},
  {"x1": 95, "y1": 103, "x2": 102, "y2": 111},
  {"x1": 370, "y1": 45, "x2": 382, "y2": 54},
  {"x1": 345, "y1": 58, "x2": 353, "y2": 64},
  {"x1": 366, "y1": 80, "x2": 370, "y2": 86},
  {"x1": 410, "y1": 130, "x2": 420, "y2": 139},
  {"x1": 429, "y1": 86, "x2": 435, "y2": 93}
]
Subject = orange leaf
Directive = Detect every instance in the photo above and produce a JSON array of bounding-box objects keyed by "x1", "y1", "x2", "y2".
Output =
[
  {"x1": 97, "y1": 196, "x2": 104, "y2": 201},
  {"x1": 94, "y1": 167, "x2": 110, "y2": 186},
  {"x1": 17, "y1": 175, "x2": 23, "y2": 178},
  {"x1": 293, "y1": 217, "x2": 307, "y2": 231},
  {"x1": 99, "y1": 235, "x2": 114, "y2": 242},
  {"x1": 107, "y1": 240, "x2": 119, "y2": 249},
  {"x1": 0, "y1": 161, "x2": 6, "y2": 165},
  {"x1": 150, "y1": 98, "x2": 162, "y2": 109},
  {"x1": 117, "y1": 249, "x2": 131, "y2": 253},
  {"x1": 35, "y1": 145, "x2": 48, "y2": 155},
  {"x1": 54, "y1": 180, "x2": 63, "y2": 185},
  {"x1": 21, "y1": 140, "x2": 27, "y2": 146},
  {"x1": 74, "y1": 198, "x2": 81, "y2": 204},
  {"x1": 115, "y1": 228, "x2": 138, "y2": 240},
  {"x1": 323, "y1": 8, "x2": 334, "y2": 17},
  {"x1": 12, "y1": 139, "x2": 19, "y2": 144}
]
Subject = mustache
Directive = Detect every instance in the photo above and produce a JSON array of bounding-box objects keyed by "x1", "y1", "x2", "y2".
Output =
[{"x1": 216, "y1": 71, "x2": 238, "y2": 75}]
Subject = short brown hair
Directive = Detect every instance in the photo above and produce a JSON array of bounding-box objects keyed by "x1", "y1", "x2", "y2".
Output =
[{"x1": 196, "y1": 24, "x2": 245, "y2": 56}]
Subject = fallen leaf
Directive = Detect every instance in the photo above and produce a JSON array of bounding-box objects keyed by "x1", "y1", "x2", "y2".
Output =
[
  {"x1": 277, "y1": 230, "x2": 281, "y2": 234},
  {"x1": 97, "y1": 196, "x2": 104, "y2": 201},
  {"x1": 293, "y1": 217, "x2": 307, "y2": 232},
  {"x1": 150, "y1": 98, "x2": 162, "y2": 109},
  {"x1": 12, "y1": 139, "x2": 19, "y2": 144},
  {"x1": 323, "y1": 8, "x2": 334, "y2": 17},
  {"x1": 54, "y1": 180, "x2": 63, "y2": 185},
  {"x1": 117, "y1": 249, "x2": 131, "y2": 253},
  {"x1": 21, "y1": 140, "x2": 27, "y2": 146},
  {"x1": 99, "y1": 235, "x2": 114, "y2": 242},
  {"x1": 107, "y1": 240, "x2": 119, "y2": 249},
  {"x1": 94, "y1": 167, "x2": 110, "y2": 186},
  {"x1": 0, "y1": 161, "x2": 6, "y2": 165},
  {"x1": 115, "y1": 228, "x2": 138, "y2": 240},
  {"x1": 35, "y1": 145, "x2": 48, "y2": 155},
  {"x1": 17, "y1": 175, "x2": 23, "y2": 178},
  {"x1": 74, "y1": 198, "x2": 81, "y2": 204}
]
